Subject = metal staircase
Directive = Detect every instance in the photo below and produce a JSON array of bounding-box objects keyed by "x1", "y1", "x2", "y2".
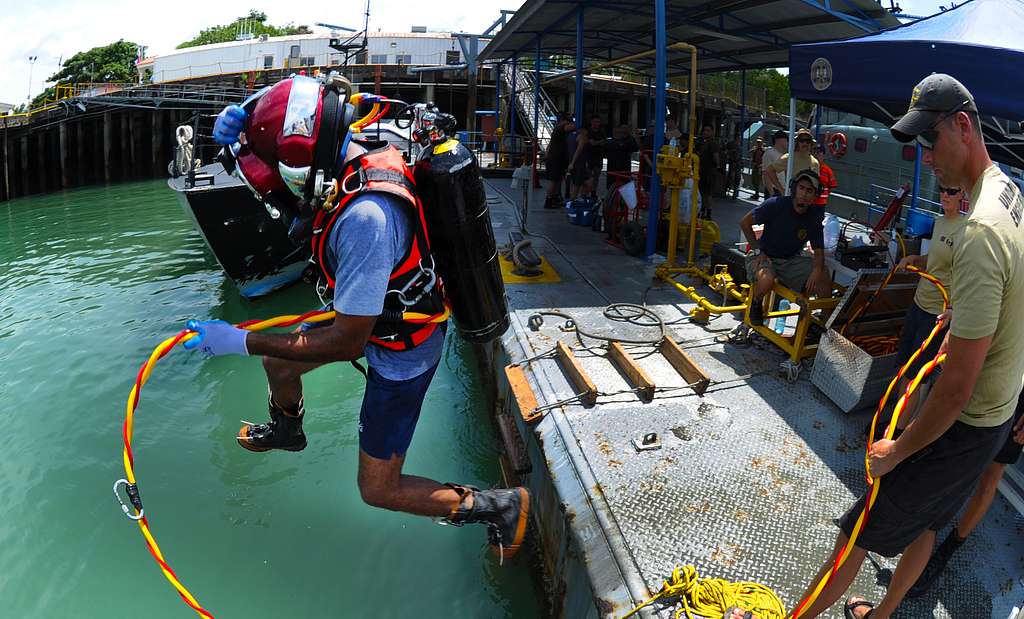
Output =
[{"x1": 500, "y1": 65, "x2": 558, "y2": 141}]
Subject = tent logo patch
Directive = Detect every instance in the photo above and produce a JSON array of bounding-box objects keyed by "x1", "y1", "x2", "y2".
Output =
[{"x1": 811, "y1": 58, "x2": 832, "y2": 91}]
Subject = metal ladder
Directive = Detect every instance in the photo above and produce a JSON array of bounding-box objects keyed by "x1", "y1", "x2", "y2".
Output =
[{"x1": 500, "y1": 65, "x2": 558, "y2": 142}]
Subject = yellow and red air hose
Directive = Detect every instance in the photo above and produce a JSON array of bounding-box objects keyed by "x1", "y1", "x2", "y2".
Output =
[{"x1": 114, "y1": 306, "x2": 449, "y2": 618}]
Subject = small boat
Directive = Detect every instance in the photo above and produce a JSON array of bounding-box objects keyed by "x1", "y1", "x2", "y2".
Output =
[
  {"x1": 167, "y1": 119, "x2": 420, "y2": 299},
  {"x1": 168, "y1": 161, "x2": 309, "y2": 299}
]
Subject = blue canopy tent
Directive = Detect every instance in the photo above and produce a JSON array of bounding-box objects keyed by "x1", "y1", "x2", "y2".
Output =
[{"x1": 788, "y1": 0, "x2": 1024, "y2": 171}]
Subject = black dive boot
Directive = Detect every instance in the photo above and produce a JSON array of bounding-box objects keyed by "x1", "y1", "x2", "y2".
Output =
[
  {"x1": 443, "y1": 484, "x2": 531, "y2": 564},
  {"x1": 237, "y1": 396, "x2": 307, "y2": 452}
]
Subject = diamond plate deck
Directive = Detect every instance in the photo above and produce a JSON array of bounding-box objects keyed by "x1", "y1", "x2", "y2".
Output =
[{"x1": 484, "y1": 180, "x2": 1023, "y2": 619}]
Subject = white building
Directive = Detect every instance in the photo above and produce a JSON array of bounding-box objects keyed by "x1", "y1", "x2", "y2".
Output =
[
  {"x1": 144, "y1": 30, "x2": 464, "y2": 83},
  {"x1": 0, "y1": 102, "x2": 14, "y2": 114}
]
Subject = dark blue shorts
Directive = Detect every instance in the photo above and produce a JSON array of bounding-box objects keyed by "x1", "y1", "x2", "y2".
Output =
[
  {"x1": 895, "y1": 302, "x2": 947, "y2": 379},
  {"x1": 358, "y1": 363, "x2": 438, "y2": 460}
]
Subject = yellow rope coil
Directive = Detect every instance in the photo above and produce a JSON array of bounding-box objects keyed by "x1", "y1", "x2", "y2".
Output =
[{"x1": 621, "y1": 565, "x2": 785, "y2": 619}]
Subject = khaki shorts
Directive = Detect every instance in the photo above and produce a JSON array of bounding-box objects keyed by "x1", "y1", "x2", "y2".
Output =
[{"x1": 745, "y1": 253, "x2": 813, "y2": 293}]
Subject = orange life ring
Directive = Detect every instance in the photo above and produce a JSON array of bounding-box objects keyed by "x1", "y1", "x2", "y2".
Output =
[{"x1": 828, "y1": 132, "x2": 847, "y2": 158}]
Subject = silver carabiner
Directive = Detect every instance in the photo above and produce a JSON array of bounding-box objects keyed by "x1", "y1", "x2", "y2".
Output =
[{"x1": 113, "y1": 478, "x2": 144, "y2": 521}]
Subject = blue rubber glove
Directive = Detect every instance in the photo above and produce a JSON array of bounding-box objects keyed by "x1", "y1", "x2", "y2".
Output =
[
  {"x1": 183, "y1": 320, "x2": 249, "y2": 356},
  {"x1": 213, "y1": 105, "x2": 247, "y2": 145}
]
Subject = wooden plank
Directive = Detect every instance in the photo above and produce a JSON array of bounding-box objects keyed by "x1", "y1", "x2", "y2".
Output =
[
  {"x1": 659, "y1": 337, "x2": 711, "y2": 396},
  {"x1": 607, "y1": 342, "x2": 656, "y2": 402},
  {"x1": 556, "y1": 341, "x2": 598, "y2": 407},
  {"x1": 505, "y1": 364, "x2": 541, "y2": 423}
]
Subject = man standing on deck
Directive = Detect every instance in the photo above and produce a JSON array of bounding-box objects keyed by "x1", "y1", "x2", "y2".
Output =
[
  {"x1": 761, "y1": 130, "x2": 788, "y2": 198},
  {"x1": 764, "y1": 128, "x2": 819, "y2": 198},
  {"x1": 749, "y1": 138, "x2": 765, "y2": 201},
  {"x1": 794, "y1": 74, "x2": 1024, "y2": 619},
  {"x1": 178, "y1": 80, "x2": 531, "y2": 564}
]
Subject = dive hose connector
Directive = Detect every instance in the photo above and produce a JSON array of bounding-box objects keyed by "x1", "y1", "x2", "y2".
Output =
[{"x1": 114, "y1": 478, "x2": 145, "y2": 521}]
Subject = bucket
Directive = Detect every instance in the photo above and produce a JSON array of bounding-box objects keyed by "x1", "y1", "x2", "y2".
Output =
[
  {"x1": 566, "y1": 198, "x2": 597, "y2": 227},
  {"x1": 904, "y1": 208, "x2": 936, "y2": 238},
  {"x1": 618, "y1": 181, "x2": 638, "y2": 211}
]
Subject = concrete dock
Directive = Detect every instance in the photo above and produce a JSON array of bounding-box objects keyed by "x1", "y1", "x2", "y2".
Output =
[{"x1": 480, "y1": 177, "x2": 1024, "y2": 619}]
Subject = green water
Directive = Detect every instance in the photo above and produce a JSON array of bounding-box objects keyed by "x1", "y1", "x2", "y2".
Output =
[{"x1": 0, "y1": 181, "x2": 542, "y2": 618}]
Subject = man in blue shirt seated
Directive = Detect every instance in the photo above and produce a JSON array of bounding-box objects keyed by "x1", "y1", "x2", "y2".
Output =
[{"x1": 739, "y1": 168, "x2": 832, "y2": 326}]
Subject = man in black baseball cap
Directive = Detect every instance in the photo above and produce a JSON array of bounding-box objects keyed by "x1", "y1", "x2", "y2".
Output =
[
  {"x1": 792, "y1": 72, "x2": 1024, "y2": 619},
  {"x1": 890, "y1": 73, "x2": 977, "y2": 145}
]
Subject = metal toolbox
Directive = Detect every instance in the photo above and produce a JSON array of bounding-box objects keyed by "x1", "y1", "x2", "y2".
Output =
[{"x1": 812, "y1": 268, "x2": 918, "y2": 413}]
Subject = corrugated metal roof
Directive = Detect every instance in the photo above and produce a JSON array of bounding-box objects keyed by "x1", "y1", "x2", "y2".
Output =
[{"x1": 481, "y1": 0, "x2": 901, "y2": 74}]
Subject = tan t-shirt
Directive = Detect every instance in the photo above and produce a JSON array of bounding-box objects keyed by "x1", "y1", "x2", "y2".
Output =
[
  {"x1": 950, "y1": 164, "x2": 1024, "y2": 427},
  {"x1": 767, "y1": 152, "x2": 820, "y2": 187},
  {"x1": 914, "y1": 214, "x2": 966, "y2": 315}
]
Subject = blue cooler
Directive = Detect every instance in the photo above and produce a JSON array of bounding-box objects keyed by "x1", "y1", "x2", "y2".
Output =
[
  {"x1": 905, "y1": 208, "x2": 936, "y2": 238},
  {"x1": 566, "y1": 198, "x2": 597, "y2": 226}
]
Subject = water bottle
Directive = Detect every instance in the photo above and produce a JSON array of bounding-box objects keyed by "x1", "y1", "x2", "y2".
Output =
[
  {"x1": 774, "y1": 299, "x2": 790, "y2": 334},
  {"x1": 669, "y1": 137, "x2": 678, "y2": 150},
  {"x1": 823, "y1": 214, "x2": 839, "y2": 254}
]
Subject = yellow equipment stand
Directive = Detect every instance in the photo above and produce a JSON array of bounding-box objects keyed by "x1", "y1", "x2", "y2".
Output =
[{"x1": 650, "y1": 53, "x2": 840, "y2": 369}]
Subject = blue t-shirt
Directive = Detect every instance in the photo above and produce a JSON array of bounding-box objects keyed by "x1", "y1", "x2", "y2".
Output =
[
  {"x1": 327, "y1": 193, "x2": 444, "y2": 380},
  {"x1": 752, "y1": 196, "x2": 824, "y2": 258}
]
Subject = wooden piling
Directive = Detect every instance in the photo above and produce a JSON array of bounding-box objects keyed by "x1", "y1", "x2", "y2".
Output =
[
  {"x1": 20, "y1": 136, "x2": 29, "y2": 196},
  {"x1": 36, "y1": 132, "x2": 47, "y2": 194},
  {"x1": 122, "y1": 112, "x2": 132, "y2": 179},
  {"x1": 1, "y1": 118, "x2": 8, "y2": 202},
  {"x1": 76, "y1": 120, "x2": 86, "y2": 186},
  {"x1": 59, "y1": 122, "x2": 69, "y2": 189},
  {"x1": 152, "y1": 111, "x2": 163, "y2": 177},
  {"x1": 103, "y1": 112, "x2": 112, "y2": 184}
]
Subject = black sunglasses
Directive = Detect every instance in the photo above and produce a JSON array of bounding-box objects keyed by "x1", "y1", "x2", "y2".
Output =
[
  {"x1": 938, "y1": 186, "x2": 962, "y2": 196},
  {"x1": 916, "y1": 100, "x2": 972, "y2": 150}
]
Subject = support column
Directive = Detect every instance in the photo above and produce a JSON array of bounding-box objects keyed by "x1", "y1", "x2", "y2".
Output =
[
  {"x1": 37, "y1": 132, "x2": 47, "y2": 194},
  {"x1": 104, "y1": 112, "x2": 112, "y2": 183},
  {"x1": 629, "y1": 97, "x2": 638, "y2": 129},
  {"x1": 740, "y1": 69, "x2": 747, "y2": 155},
  {"x1": 534, "y1": 36, "x2": 541, "y2": 140},
  {"x1": 509, "y1": 57, "x2": 517, "y2": 139},
  {"x1": 645, "y1": 0, "x2": 667, "y2": 257},
  {"x1": 574, "y1": 4, "x2": 584, "y2": 125},
  {"x1": 785, "y1": 98, "x2": 796, "y2": 194},
  {"x1": 424, "y1": 83, "x2": 435, "y2": 104},
  {"x1": 911, "y1": 144, "x2": 922, "y2": 209},
  {"x1": 59, "y1": 122, "x2": 70, "y2": 189}
]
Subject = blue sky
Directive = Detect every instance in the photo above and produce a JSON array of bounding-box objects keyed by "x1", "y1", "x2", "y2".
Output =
[{"x1": 0, "y1": 0, "x2": 950, "y2": 106}]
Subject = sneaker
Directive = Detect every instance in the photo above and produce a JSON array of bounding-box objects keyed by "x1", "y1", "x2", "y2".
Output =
[
  {"x1": 445, "y1": 485, "x2": 531, "y2": 564},
  {"x1": 237, "y1": 396, "x2": 307, "y2": 452},
  {"x1": 906, "y1": 529, "x2": 963, "y2": 598},
  {"x1": 748, "y1": 297, "x2": 765, "y2": 326},
  {"x1": 543, "y1": 194, "x2": 562, "y2": 209}
]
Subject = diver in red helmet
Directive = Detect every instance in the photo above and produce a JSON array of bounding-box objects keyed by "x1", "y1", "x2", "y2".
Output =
[{"x1": 184, "y1": 74, "x2": 530, "y2": 562}]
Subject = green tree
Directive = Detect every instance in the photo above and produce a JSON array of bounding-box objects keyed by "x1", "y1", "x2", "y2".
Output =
[
  {"x1": 176, "y1": 10, "x2": 312, "y2": 49},
  {"x1": 29, "y1": 40, "x2": 140, "y2": 108},
  {"x1": 47, "y1": 40, "x2": 140, "y2": 84}
]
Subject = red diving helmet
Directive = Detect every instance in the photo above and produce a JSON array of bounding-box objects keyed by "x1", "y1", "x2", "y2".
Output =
[{"x1": 230, "y1": 74, "x2": 354, "y2": 206}]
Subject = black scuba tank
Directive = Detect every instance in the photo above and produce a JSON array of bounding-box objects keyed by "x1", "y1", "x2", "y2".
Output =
[{"x1": 414, "y1": 139, "x2": 509, "y2": 343}]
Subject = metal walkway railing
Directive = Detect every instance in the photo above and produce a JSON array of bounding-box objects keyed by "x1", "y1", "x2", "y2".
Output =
[{"x1": 500, "y1": 65, "x2": 558, "y2": 142}]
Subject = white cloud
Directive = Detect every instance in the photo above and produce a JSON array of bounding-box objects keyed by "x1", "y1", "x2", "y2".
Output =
[{"x1": 0, "y1": 0, "x2": 520, "y2": 105}]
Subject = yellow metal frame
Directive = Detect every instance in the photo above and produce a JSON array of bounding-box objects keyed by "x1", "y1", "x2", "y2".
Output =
[
  {"x1": 649, "y1": 43, "x2": 840, "y2": 364},
  {"x1": 745, "y1": 284, "x2": 841, "y2": 363}
]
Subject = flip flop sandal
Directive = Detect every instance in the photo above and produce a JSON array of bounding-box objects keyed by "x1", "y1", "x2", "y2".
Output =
[
  {"x1": 844, "y1": 599, "x2": 874, "y2": 619},
  {"x1": 722, "y1": 607, "x2": 753, "y2": 619}
]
